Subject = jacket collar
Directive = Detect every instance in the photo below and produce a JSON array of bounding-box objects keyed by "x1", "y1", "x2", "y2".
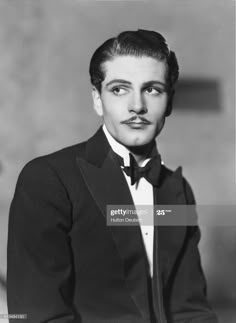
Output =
[{"x1": 84, "y1": 126, "x2": 111, "y2": 167}]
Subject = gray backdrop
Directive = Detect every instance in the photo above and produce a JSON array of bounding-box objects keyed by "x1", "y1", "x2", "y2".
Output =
[{"x1": 0, "y1": 0, "x2": 235, "y2": 321}]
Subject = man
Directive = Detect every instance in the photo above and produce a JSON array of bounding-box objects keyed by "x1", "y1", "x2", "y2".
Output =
[{"x1": 7, "y1": 30, "x2": 218, "y2": 322}]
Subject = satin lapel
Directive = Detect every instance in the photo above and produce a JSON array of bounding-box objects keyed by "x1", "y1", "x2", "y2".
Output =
[
  {"x1": 76, "y1": 128, "x2": 151, "y2": 321},
  {"x1": 77, "y1": 150, "x2": 133, "y2": 217},
  {"x1": 152, "y1": 166, "x2": 187, "y2": 323},
  {"x1": 155, "y1": 166, "x2": 185, "y2": 205},
  {"x1": 156, "y1": 165, "x2": 188, "y2": 267}
]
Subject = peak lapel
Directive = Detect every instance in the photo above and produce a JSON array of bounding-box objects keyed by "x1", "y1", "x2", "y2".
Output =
[
  {"x1": 155, "y1": 165, "x2": 188, "y2": 263},
  {"x1": 152, "y1": 166, "x2": 188, "y2": 322},
  {"x1": 155, "y1": 166, "x2": 185, "y2": 205}
]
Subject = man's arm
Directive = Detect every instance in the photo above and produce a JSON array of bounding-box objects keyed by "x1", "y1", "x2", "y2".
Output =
[
  {"x1": 167, "y1": 179, "x2": 218, "y2": 323},
  {"x1": 7, "y1": 158, "x2": 79, "y2": 323}
]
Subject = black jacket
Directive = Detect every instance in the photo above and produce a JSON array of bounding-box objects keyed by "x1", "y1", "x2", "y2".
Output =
[{"x1": 7, "y1": 127, "x2": 218, "y2": 323}]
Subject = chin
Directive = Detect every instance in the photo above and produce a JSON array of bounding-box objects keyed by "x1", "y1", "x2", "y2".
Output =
[{"x1": 121, "y1": 136, "x2": 153, "y2": 148}]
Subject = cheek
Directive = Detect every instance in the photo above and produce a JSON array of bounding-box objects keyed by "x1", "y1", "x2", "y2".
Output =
[
  {"x1": 149, "y1": 107, "x2": 166, "y2": 122},
  {"x1": 102, "y1": 99, "x2": 126, "y2": 120},
  {"x1": 148, "y1": 98, "x2": 168, "y2": 119},
  {"x1": 102, "y1": 107, "x2": 122, "y2": 127}
]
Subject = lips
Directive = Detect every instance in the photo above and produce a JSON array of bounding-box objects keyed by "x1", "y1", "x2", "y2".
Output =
[
  {"x1": 122, "y1": 121, "x2": 151, "y2": 129},
  {"x1": 126, "y1": 121, "x2": 148, "y2": 125}
]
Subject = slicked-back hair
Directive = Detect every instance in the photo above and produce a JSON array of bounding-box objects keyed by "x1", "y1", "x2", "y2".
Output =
[{"x1": 89, "y1": 29, "x2": 179, "y2": 93}]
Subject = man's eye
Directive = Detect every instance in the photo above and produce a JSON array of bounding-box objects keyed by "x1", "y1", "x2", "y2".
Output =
[
  {"x1": 145, "y1": 87, "x2": 162, "y2": 95},
  {"x1": 111, "y1": 87, "x2": 127, "y2": 95}
]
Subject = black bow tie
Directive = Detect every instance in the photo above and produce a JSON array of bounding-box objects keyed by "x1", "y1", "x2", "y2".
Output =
[{"x1": 115, "y1": 152, "x2": 162, "y2": 186}]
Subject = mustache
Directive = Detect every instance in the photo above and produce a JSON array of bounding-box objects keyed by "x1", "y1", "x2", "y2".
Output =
[{"x1": 121, "y1": 116, "x2": 151, "y2": 125}]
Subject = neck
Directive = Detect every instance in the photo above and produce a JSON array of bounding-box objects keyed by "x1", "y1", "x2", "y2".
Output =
[{"x1": 127, "y1": 141, "x2": 155, "y2": 166}]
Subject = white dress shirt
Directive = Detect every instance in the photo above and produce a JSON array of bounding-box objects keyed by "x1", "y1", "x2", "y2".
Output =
[{"x1": 103, "y1": 125, "x2": 154, "y2": 277}]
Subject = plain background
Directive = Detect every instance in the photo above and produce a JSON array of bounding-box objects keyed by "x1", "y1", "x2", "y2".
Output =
[{"x1": 0, "y1": 0, "x2": 235, "y2": 321}]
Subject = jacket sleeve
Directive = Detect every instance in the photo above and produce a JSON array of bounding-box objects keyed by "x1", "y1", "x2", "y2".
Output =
[
  {"x1": 7, "y1": 158, "x2": 80, "y2": 323},
  {"x1": 167, "y1": 178, "x2": 218, "y2": 323}
]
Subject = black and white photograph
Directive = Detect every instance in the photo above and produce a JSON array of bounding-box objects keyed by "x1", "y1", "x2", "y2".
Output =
[{"x1": 0, "y1": 0, "x2": 235, "y2": 322}]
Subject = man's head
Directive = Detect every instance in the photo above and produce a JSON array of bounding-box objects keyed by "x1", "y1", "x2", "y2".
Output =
[{"x1": 89, "y1": 29, "x2": 179, "y2": 149}]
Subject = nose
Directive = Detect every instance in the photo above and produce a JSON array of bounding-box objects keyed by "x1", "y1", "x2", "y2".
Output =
[{"x1": 128, "y1": 91, "x2": 147, "y2": 114}]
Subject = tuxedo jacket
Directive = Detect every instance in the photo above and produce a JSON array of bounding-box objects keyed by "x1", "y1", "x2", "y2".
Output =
[{"x1": 7, "y1": 127, "x2": 218, "y2": 323}]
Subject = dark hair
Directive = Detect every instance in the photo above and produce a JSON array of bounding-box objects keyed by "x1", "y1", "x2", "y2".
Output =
[{"x1": 89, "y1": 29, "x2": 179, "y2": 93}]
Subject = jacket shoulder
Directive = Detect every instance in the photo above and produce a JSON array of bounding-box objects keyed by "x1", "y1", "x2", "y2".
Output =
[{"x1": 17, "y1": 140, "x2": 88, "y2": 186}]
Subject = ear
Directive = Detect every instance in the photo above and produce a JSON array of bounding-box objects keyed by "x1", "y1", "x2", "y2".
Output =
[
  {"x1": 165, "y1": 89, "x2": 175, "y2": 117},
  {"x1": 92, "y1": 87, "x2": 104, "y2": 117}
]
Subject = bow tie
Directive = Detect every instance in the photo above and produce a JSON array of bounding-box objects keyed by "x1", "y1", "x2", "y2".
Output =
[{"x1": 115, "y1": 152, "x2": 162, "y2": 186}]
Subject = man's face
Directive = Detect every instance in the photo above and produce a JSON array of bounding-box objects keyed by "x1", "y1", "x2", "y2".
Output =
[{"x1": 92, "y1": 55, "x2": 170, "y2": 148}]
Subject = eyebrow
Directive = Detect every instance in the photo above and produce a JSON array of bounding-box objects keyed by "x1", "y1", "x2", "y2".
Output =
[
  {"x1": 105, "y1": 79, "x2": 167, "y2": 89},
  {"x1": 105, "y1": 79, "x2": 131, "y2": 87}
]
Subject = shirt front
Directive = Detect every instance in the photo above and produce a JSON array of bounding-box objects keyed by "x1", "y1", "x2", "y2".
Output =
[{"x1": 103, "y1": 125, "x2": 154, "y2": 277}]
